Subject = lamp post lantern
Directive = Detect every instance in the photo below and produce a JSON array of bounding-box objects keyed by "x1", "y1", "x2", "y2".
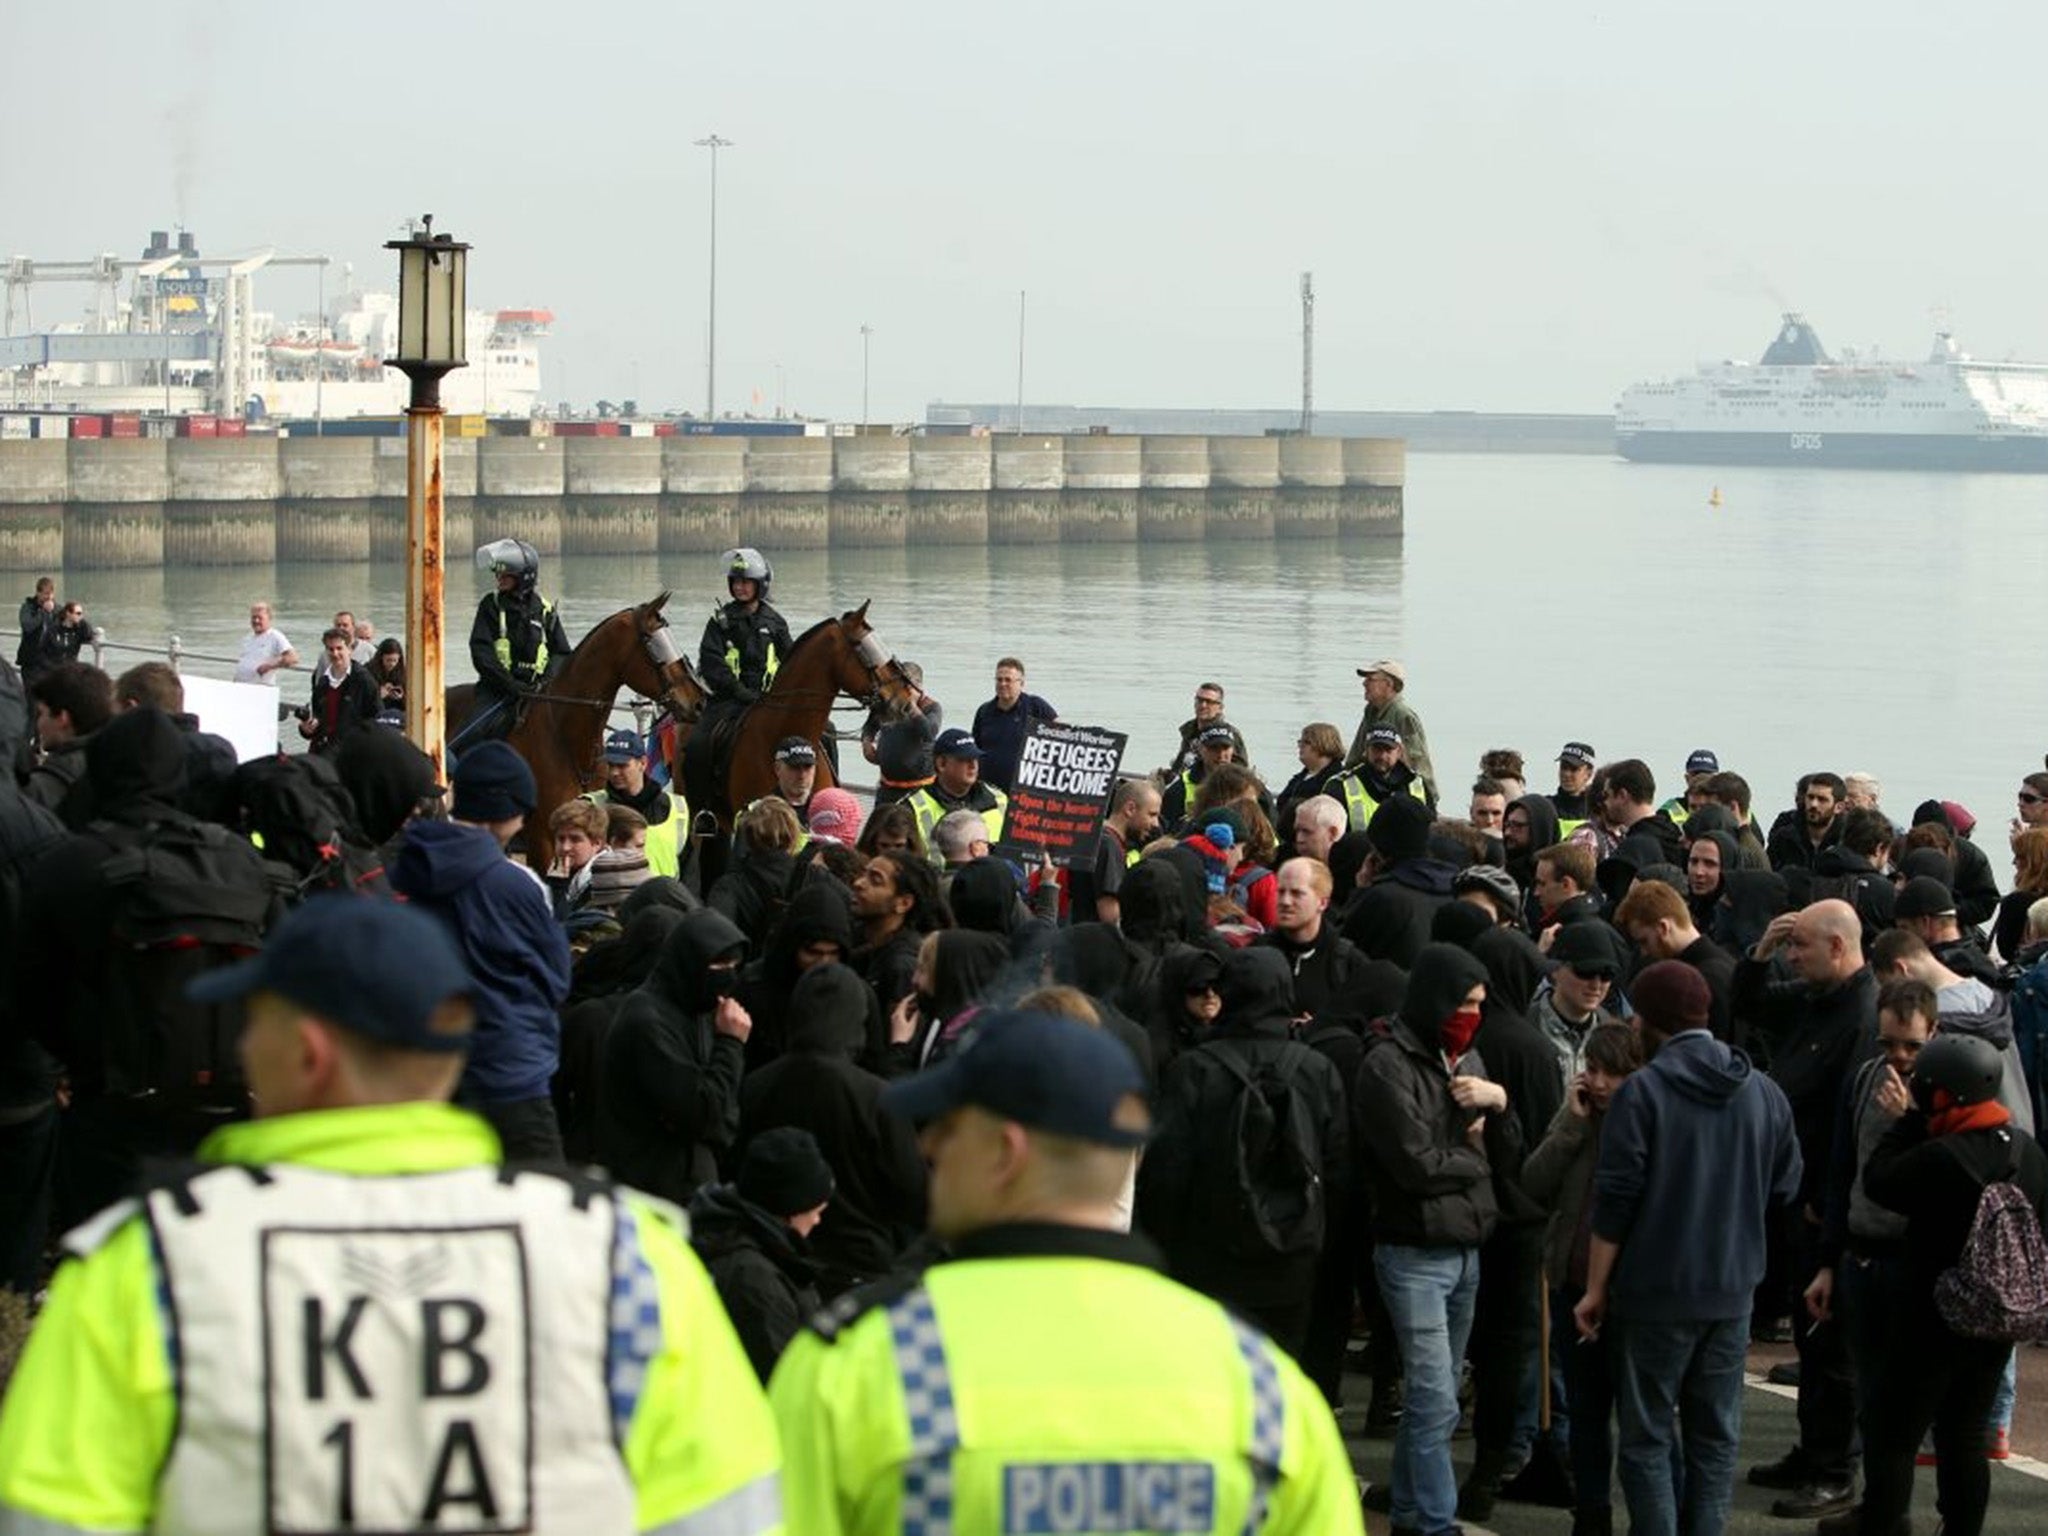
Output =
[{"x1": 383, "y1": 214, "x2": 469, "y2": 777}]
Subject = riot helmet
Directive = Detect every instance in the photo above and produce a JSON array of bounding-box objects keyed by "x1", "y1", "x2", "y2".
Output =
[
  {"x1": 722, "y1": 546, "x2": 772, "y2": 601},
  {"x1": 1911, "y1": 1031, "x2": 2005, "y2": 1112},
  {"x1": 477, "y1": 538, "x2": 540, "y2": 595}
]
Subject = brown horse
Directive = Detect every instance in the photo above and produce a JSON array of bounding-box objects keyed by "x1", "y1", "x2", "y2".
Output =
[
  {"x1": 446, "y1": 592, "x2": 706, "y2": 863},
  {"x1": 679, "y1": 601, "x2": 920, "y2": 832}
]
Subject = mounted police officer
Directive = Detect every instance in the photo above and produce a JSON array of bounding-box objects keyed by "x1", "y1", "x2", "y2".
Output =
[
  {"x1": 463, "y1": 538, "x2": 571, "y2": 746},
  {"x1": 699, "y1": 547, "x2": 794, "y2": 715}
]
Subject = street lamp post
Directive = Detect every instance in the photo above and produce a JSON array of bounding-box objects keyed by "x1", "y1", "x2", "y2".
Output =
[
  {"x1": 383, "y1": 215, "x2": 469, "y2": 778},
  {"x1": 695, "y1": 133, "x2": 732, "y2": 418},
  {"x1": 860, "y1": 323, "x2": 872, "y2": 426}
]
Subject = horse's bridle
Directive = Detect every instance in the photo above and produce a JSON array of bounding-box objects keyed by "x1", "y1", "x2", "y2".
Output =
[
  {"x1": 851, "y1": 629, "x2": 916, "y2": 726},
  {"x1": 641, "y1": 622, "x2": 705, "y2": 724}
]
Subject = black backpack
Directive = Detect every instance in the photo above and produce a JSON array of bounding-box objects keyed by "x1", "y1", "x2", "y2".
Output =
[
  {"x1": 230, "y1": 753, "x2": 390, "y2": 897},
  {"x1": 93, "y1": 816, "x2": 291, "y2": 1102},
  {"x1": 1200, "y1": 1040, "x2": 1327, "y2": 1260}
]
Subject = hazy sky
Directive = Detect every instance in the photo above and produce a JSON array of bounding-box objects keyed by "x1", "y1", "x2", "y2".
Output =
[{"x1": 6, "y1": 1, "x2": 2044, "y2": 418}]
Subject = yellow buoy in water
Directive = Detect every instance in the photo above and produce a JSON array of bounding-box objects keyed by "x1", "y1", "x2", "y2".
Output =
[{"x1": 1708, "y1": 486, "x2": 1723, "y2": 508}]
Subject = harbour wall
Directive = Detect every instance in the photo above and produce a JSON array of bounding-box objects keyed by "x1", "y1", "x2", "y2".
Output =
[{"x1": 0, "y1": 434, "x2": 1403, "y2": 569}]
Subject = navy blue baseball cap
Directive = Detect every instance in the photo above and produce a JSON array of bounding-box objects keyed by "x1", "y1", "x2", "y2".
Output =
[
  {"x1": 933, "y1": 728, "x2": 983, "y2": 760},
  {"x1": 882, "y1": 1008, "x2": 1150, "y2": 1148},
  {"x1": 604, "y1": 729, "x2": 643, "y2": 764},
  {"x1": 1685, "y1": 748, "x2": 1720, "y2": 775},
  {"x1": 188, "y1": 898, "x2": 476, "y2": 1053}
]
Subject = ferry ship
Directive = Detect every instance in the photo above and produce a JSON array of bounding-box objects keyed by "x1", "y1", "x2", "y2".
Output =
[
  {"x1": 1615, "y1": 315, "x2": 2048, "y2": 471},
  {"x1": 0, "y1": 229, "x2": 548, "y2": 421}
]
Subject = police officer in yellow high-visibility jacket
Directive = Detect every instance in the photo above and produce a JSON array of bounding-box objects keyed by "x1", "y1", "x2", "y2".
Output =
[
  {"x1": 584, "y1": 727, "x2": 690, "y2": 879},
  {"x1": 768, "y1": 1008, "x2": 1362, "y2": 1536},
  {"x1": 905, "y1": 728, "x2": 1007, "y2": 862},
  {"x1": 0, "y1": 899, "x2": 782, "y2": 1536},
  {"x1": 1331, "y1": 725, "x2": 1430, "y2": 833}
]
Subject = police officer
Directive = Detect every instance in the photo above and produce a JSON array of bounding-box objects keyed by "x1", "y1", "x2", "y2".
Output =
[
  {"x1": 768, "y1": 1007, "x2": 1361, "y2": 1534},
  {"x1": 1328, "y1": 724, "x2": 1430, "y2": 834},
  {"x1": 0, "y1": 898, "x2": 782, "y2": 1536},
  {"x1": 582, "y1": 727, "x2": 689, "y2": 879},
  {"x1": 465, "y1": 538, "x2": 572, "y2": 745},
  {"x1": 905, "y1": 728, "x2": 1007, "y2": 858},
  {"x1": 699, "y1": 547, "x2": 794, "y2": 712}
]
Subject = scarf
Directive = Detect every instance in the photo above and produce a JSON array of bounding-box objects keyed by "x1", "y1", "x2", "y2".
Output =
[
  {"x1": 1929, "y1": 1099, "x2": 2012, "y2": 1138},
  {"x1": 1440, "y1": 1004, "x2": 1483, "y2": 1061}
]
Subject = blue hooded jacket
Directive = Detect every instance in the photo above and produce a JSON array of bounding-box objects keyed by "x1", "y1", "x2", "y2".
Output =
[
  {"x1": 1592, "y1": 1030, "x2": 1801, "y2": 1322},
  {"x1": 391, "y1": 819, "x2": 571, "y2": 1103}
]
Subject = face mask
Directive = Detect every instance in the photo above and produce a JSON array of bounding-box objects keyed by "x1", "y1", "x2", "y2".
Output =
[
  {"x1": 706, "y1": 966, "x2": 739, "y2": 1000},
  {"x1": 1441, "y1": 1004, "x2": 1483, "y2": 1059}
]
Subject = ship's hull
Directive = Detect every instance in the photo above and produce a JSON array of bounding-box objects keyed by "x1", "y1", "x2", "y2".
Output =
[{"x1": 1616, "y1": 429, "x2": 2048, "y2": 473}]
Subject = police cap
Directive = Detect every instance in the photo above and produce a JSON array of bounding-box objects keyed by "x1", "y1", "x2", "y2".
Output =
[{"x1": 883, "y1": 1008, "x2": 1150, "y2": 1148}]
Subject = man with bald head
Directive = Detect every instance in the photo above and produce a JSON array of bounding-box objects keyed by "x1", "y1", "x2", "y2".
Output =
[{"x1": 1733, "y1": 898, "x2": 1877, "y2": 1518}]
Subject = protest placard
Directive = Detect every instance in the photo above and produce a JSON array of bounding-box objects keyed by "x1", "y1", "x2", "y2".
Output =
[{"x1": 995, "y1": 719, "x2": 1129, "y2": 869}]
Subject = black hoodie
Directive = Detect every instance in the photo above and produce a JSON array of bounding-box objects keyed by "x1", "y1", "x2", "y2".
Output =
[
  {"x1": 739, "y1": 962, "x2": 927, "y2": 1297},
  {"x1": 1352, "y1": 943, "x2": 1509, "y2": 1248},
  {"x1": 904, "y1": 930, "x2": 1016, "y2": 1070},
  {"x1": 556, "y1": 906, "x2": 688, "y2": 1162},
  {"x1": 1340, "y1": 854, "x2": 1457, "y2": 967},
  {"x1": 1138, "y1": 947, "x2": 1349, "y2": 1317},
  {"x1": 1048, "y1": 926, "x2": 1159, "y2": 1086},
  {"x1": 597, "y1": 908, "x2": 751, "y2": 1202},
  {"x1": 735, "y1": 881, "x2": 858, "y2": 1070},
  {"x1": 1470, "y1": 928, "x2": 1564, "y2": 1224},
  {"x1": 686, "y1": 1183, "x2": 820, "y2": 1382}
]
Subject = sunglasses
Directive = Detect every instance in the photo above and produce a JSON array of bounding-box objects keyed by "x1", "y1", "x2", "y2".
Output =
[{"x1": 2021, "y1": 792, "x2": 2046, "y2": 806}]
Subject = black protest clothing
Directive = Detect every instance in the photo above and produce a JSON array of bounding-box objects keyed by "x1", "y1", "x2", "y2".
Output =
[
  {"x1": 697, "y1": 598, "x2": 794, "y2": 704},
  {"x1": 1352, "y1": 944, "x2": 1511, "y2": 1250},
  {"x1": 1676, "y1": 932, "x2": 1741, "y2": 1044},
  {"x1": 555, "y1": 906, "x2": 689, "y2": 1163},
  {"x1": 899, "y1": 930, "x2": 1013, "y2": 1072},
  {"x1": 853, "y1": 923, "x2": 923, "y2": 1059},
  {"x1": 1137, "y1": 947, "x2": 1348, "y2": 1356},
  {"x1": 1715, "y1": 868, "x2": 1792, "y2": 956},
  {"x1": 1340, "y1": 856, "x2": 1458, "y2": 968},
  {"x1": 733, "y1": 881, "x2": 858, "y2": 1070},
  {"x1": 708, "y1": 843, "x2": 798, "y2": 955},
  {"x1": 1046, "y1": 924, "x2": 1158, "y2": 1086},
  {"x1": 686, "y1": 1183, "x2": 821, "y2": 1384},
  {"x1": 1259, "y1": 922, "x2": 1371, "y2": 1035},
  {"x1": 738, "y1": 963, "x2": 926, "y2": 1298},
  {"x1": 1735, "y1": 958, "x2": 1879, "y2": 1210},
  {"x1": 1860, "y1": 1113, "x2": 2048, "y2": 1536},
  {"x1": 595, "y1": 908, "x2": 751, "y2": 1204},
  {"x1": 0, "y1": 779, "x2": 63, "y2": 1294},
  {"x1": 333, "y1": 727, "x2": 441, "y2": 848},
  {"x1": 1767, "y1": 813, "x2": 1843, "y2": 874},
  {"x1": 21, "y1": 737, "x2": 89, "y2": 816},
  {"x1": 1950, "y1": 835, "x2": 2003, "y2": 932}
]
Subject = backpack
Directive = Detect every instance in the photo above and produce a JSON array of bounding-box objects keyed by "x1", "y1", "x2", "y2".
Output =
[
  {"x1": 93, "y1": 816, "x2": 290, "y2": 1103},
  {"x1": 230, "y1": 753, "x2": 390, "y2": 897},
  {"x1": 1199, "y1": 1040, "x2": 1327, "y2": 1260},
  {"x1": 1933, "y1": 1139, "x2": 2048, "y2": 1343}
]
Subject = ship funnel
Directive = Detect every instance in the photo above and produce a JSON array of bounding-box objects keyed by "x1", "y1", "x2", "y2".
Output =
[
  {"x1": 145, "y1": 230, "x2": 171, "y2": 259},
  {"x1": 177, "y1": 231, "x2": 198, "y2": 258}
]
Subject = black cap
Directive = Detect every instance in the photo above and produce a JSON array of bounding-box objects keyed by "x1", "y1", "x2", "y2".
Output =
[
  {"x1": 933, "y1": 727, "x2": 983, "y2": 760},
  {"x1": 882, "y1": 1008, "x2": 1150, "y2": 1148},
  {"x1": 1197, "y1": 723, "x2": 1237, "y2": 748},
  {"x1": 1549, "y1": 921, "x2": 1622, "y2": 978},
  {"x1": 1364, "y1": 725, "x2": 1403, "y2": 749},
  {"x1": 773, "y1": 736, "x2": 817, "y2": 766},
  {"x1": 736, "y1": 1127, "x2": 836, "y2": 1216},
  {"x1": 188, "y1": 898, "x2": 474, "y2": 1053},
  {"x1": 1895, "y1": 876, "x2": 1957, "y2": 921},
  {"x1": 1558, "y1": 742, "x2": 1597, "y2": 768}
]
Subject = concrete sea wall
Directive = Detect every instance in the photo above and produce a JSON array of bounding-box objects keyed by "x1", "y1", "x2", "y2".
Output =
[{"x1": 0, "y1": 433, "x2": 1404, "y2": 570}]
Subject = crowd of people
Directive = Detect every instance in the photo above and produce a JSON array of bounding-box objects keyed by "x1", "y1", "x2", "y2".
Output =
[{"x1": 3, "y1": 555, "x2": 2048, "y2": 1536}]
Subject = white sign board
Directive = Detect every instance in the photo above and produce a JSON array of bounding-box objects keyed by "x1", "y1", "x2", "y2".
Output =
[{"x1": 180, "y1": 675, "x2": 284, "y2": 763}]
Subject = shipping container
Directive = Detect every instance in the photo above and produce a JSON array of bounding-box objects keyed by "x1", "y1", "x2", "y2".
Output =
[
  {"x1": 0, "y1": 417, "x2": 30, "y2": 441},
  {"x1": 553, "y1": 421, "x2": 601, "y2": 437},
  {"x1": 448, "y1": 414, "x2": 486, "y2": 438},
  {"x1": 71, "y1": 415, "x2": 106, "y2": 439},
  {"x1": 176, "y1": 415, "x2": 219, "y2": 438},
  {"x1": 653, "y1": 422, "x2": 678, "y2": 437},
  {"x1": 31, "y1": 416, "x2": 69, "y2": 439},
  {"x1": 109, "y1": 414, "x2": 143, "y2": 439},
  {"x1": 683, "y1": 420, "x2": 807, "y2": 438},
  {"x1": 216, "y1": 418, "x2": 248, "y2": 438}
]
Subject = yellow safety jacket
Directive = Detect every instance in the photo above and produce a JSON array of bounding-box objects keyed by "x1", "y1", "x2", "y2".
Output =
[
  {"x1": 906, "y1": 785, "x2": 1009, "y2": 860},
  {"x1": 584, "y1": 787, "x2": 689, "y2": 880},
  {"x1": 494, "y1": 596, "x2": 556, "y2": 682},
  {"x1": 1334, "y1": 771, "x2": 1428, "y2": 834},
  {"x1": 768, "y1": 1225, "x2": 1361, "y2": 1536},
  {"x1": 0, "y1": 1102, "x2": 782, "y2": 1536}
]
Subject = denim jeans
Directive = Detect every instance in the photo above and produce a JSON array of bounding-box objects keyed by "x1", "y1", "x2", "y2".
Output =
[
  {"x1": 1990, "y1": 1348, "x2": 2016, "y2": 1435},
  {"x1": 1375, "y1": 1243, "x2": 1481, "y2": 1536},
  {"x1": 1612, "y1": 1312, "x2": 1749, "y2": 1536}
]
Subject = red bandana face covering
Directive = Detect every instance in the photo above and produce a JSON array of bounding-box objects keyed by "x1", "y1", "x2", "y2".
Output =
[{"x1": 1441, "y1": 1004, "x2": 1483, "y2": 1061}]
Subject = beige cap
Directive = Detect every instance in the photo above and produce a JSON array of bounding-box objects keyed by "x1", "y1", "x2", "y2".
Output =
[{"x1": 1355, "y1": 660, "x2": 1406, "y2": 687}]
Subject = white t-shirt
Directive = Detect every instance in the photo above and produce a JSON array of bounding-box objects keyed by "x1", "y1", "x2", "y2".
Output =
[{"x1": 235, "y1": 628, "x2": 294, "y2": 685}]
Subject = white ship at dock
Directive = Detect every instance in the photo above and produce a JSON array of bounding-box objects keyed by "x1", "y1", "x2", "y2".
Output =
[
  {"x1": 1616, "y1": 314, "x2": 2048, "y2": 471},
  {"x1": 0, "y1": 229, "x2": 548, "y2": 421}
]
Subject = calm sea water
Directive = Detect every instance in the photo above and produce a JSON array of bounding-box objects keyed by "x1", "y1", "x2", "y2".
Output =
[{"x1": 19, "y1": 452, "x2": 2047, "y2": 865}]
